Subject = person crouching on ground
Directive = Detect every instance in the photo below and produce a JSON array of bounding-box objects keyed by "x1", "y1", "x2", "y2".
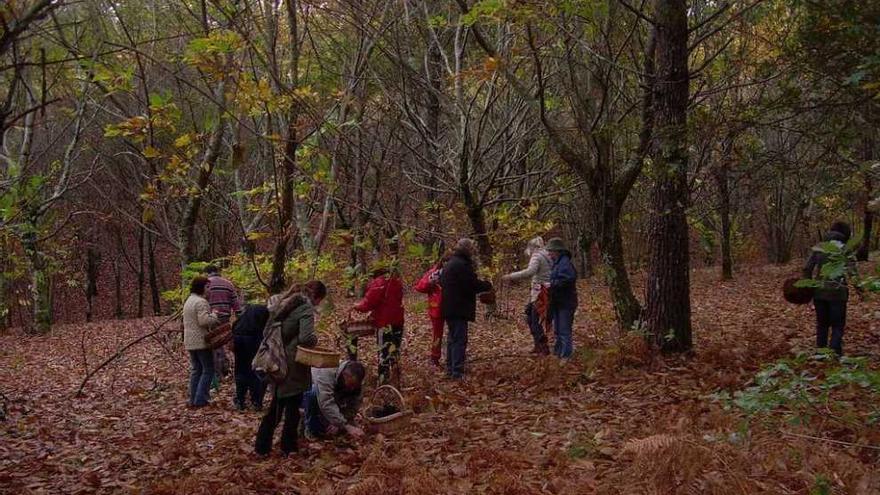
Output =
[
  {"x1": 302, "y1": 360, "x2": 366, "y2": 440},
  {"x1": 350, "y1": 262, "x2": 405, "y2": 385},
  {"x1": 414, "y1": 254, "x2": 450, "y2": 367},
  {"x1": 232, "y1": 302, "x2": 269, "y2": 411},
  {"x1": 545, "y1": 238, "x2": 578, "y2": 359},
  {"x1": 502, "y1": 237, "x2": 552, "y2": 355},
  {"x1": 183, "y1": 276, "x2": 220, "y2": 408},
  {"x1": 254, "y1": 280, "x2": 326, "y2": 457},
  {"x1": 803, "y1": 221, "x2": 854, "y2": 356},
  {"x1": 440, "y1": 239, "x2": 493, "y2": 380}
]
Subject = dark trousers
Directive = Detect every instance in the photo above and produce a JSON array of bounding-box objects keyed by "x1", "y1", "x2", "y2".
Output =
[
  {"x1": 254, "y1": 393, "x2": 302, "y2": 455},
  {"x1": 188, "y1": 349, "x2": 214, "y2": 406},
  {"x1": 446, "y1": 319, "x2": 468, "y2": 378},
  {"x1": 814, "y1": 299, "x2": 846, "y2": 355},
  {"x1": 233, "y1": 335, "x2": 264, "y2": 408},
  {"x1": 525, "y1": 302, "x2": 547, "y2": 346},
  {"x1": 345, "y1": 325, "x2": 404, "y2": 385}
]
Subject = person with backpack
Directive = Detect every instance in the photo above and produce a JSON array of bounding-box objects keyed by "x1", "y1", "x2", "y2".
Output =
[
  {"x1": 502, "y1": 237, "x2": 552, "y2": 355},
  {"x1": 440, "y1": 239, "x2": 493, "y2": 380},
  {"x1": 232, "y1": 303, "x2": 269, "y2": 411},
  {"x1": 183, "y1": 276, "x2": 220, "y2": 408},
  {"x1": 302, "y1": 360, "x2": 366, "y2": 439},
  {"x1": 254, "y1": 280, "x2": 326, "y2": 457},
  {"x1": 546, "y1": 238, "x2": 578, "y2": 359},
  {"x1": 350, "y1": 262, "x2": 405, "y2": 385},
  {"x1": 803, "y1": 221, "x2": 854, "y2": 355},
  {"x1": 414, "y1": 254, "x2": 450, "y2": 367}
]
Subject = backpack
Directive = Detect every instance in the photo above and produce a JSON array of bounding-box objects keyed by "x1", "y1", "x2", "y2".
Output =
[
  {"x1": 252, "y1": 295, "x2": 305, "y2": 384},
  {"x1": 252, "y1": 320, "x2": 288, "y2": 384}
]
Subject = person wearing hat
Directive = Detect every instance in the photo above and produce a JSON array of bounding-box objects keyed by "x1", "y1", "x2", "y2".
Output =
[
  {"x1": 546, "y1": 237, "x2": 578, "y2": 359},
  {"x1": 440, "y1": 238, "x2": 493, "y2": 379},
  {"x1": 351, "y1": 259, "x2": 405, "y2": 385},
  {"x1": 802, "y1": 221, "x2": 854, "y2": 355}
]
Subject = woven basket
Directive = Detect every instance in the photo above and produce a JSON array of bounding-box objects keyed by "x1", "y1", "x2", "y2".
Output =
[
  {"x1": 783, "y1": 277, "x2": 814, "y2": 305},
  {"x1": 478, "y1": 291, "x2": 496, "y2": 305},
  {"x1": 294, "y1": 346, "x2": 340, "y2": 368},
  {"x1": 365, "y1": 385, "x2": 410, "y2": 434},
  {"x1": 339, "y1": 310, "x2": 377, "y2": 337},
  {"x1": 205, "y1": 322, "x2": 232, "y2": 350}
]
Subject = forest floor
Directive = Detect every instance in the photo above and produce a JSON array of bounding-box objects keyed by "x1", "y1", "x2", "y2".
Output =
[{"x1": 2, "y1": 264, "x2": 880, "y2": 494}]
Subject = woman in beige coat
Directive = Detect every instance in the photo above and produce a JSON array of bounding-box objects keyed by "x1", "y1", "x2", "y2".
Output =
[{"x1": 183, "y1": 276, "x2": 219, "y2": 407}]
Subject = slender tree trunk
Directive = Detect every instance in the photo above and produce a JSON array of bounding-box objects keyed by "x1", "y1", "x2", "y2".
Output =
[
  {"x1": 715, "y1": 160, "x2": 733, "y2": 279},
  {"x1": 114, "y1": 256, "x2": 123, "y2": 319},
  {"x1": 23, "y1": 228, "x2": 52, "y2": 333},
  {"x1": 85, "y1": 247, "x2": 99, "y2": 322},
  {"x1": 645, "y1": 0, "x2": 692, "y2": 352},
  {"x1": 147, "y1": 232, "x2": 161, "y2": 315},
  {"x1": 137, "y1": 226, "x2": 145, "y2": 317}
]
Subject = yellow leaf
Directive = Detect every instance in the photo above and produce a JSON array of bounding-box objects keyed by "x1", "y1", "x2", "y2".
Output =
[
  {"x1": 174, "y1": 134, "x2": 192, "y2": 148},
  {"x1": 143, "y1": 146, "x2": 162, "y2": 158}
]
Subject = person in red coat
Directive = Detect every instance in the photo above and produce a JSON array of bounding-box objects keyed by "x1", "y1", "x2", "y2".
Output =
[
  {"x1": 351, "y1": 263, "x2": 405, "y2": 385},
  {"x1": 414, "y1": 254, "x2": 449, "y2": 367}
]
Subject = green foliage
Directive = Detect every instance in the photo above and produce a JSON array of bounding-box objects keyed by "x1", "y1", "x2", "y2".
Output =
[{"x1": 713, "y1": 352, "x2": 880, "y2": 428}]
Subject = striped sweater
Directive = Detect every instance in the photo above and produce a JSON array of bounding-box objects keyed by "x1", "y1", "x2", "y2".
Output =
[{"x1": 206, "y1": 275, "x2": 240, "y2": 321}]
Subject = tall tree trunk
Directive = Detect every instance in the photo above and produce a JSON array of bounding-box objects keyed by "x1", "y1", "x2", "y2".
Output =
[
  {"x1": 147, "y1": 232, "x2": 162, "y2": 315},
  {"x1": 598, "y1": 215, "x2": 642, "y2": 331},
  {"x1": 22, "y1": 227, "x2": 51, "y2": 333},
  {"x1": 114, "y1": 256, "x2": 123, "y2": 319},
  {"x1": 137, "y1": 226, "x2": 145, "y2": 317},
  {"x1": 85, "y1": 247, "x2": 99, "y2": 323},
  {"x1": 715, "y1": 160, "x2": 733, "y2": 279},
  {"x1": 645, "y1": 0, "x2": 692, "y2": 352}
]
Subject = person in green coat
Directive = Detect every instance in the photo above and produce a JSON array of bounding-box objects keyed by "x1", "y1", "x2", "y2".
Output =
[{"x1": 254, "y1": 280, "x2": 327, "y2": 457}]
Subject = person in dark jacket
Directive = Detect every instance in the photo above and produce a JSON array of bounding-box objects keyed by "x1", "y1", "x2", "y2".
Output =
[
  {"x1": 254, "y1": 280, "x2": 326, "y2": 457},
  {"x1": 232, "y1": 303, "x2": 270, "y2": 411},
  {"x1": 440, "y1": 238, "x2": 493, "y2": 379},
  {"x1": 803, "y1": 222, "x2": 853, "y2": 355},
  {"x1": 546, "y1": 238, "x2": 578, "y2": 359},
  {"x1": 351, "y1": 262, "x2": 405, "y2": 385}
]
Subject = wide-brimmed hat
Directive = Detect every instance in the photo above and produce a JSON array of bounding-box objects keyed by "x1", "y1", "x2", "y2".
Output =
[{"x1": 545, "y1": 237, "x2": 568, "y2": 252}]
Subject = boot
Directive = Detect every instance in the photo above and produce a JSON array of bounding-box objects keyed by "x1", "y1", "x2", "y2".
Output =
[{"x1": 536, "y1": 341, "x2": 550, "y2": 356}]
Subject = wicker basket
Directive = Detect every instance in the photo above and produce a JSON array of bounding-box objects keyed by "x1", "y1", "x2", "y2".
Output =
[
  {"x1": 339, "y1": 310, "x2": 377, "y2": 337},
  {"x1": 365, "y1": 385, "x2": 411, "y2": 434},
  {"x1": 478, "y1": 291, "x2": 496, "y2": 305},
  {"x1": 783, "y1": 277, "x2": 814, "y2": 305},
  {"x1": 294, "y1": 346, "x2": 340, "y2": 368},
  {"x1": 205, "y1": 322, "x2": 232, "y2": 350}
]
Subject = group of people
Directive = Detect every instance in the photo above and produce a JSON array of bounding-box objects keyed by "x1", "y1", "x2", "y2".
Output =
[{"x1": 180, "y1": 235, "x2": 580, "y2": 457}]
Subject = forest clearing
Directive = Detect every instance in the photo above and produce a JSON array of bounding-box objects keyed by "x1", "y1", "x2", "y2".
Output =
[
  {"x1": 2, "y1": 265, "x2": 880, "y2": 494},
  {"x1": 3, "y1": 0, "x2": 880, "y2": 493}
]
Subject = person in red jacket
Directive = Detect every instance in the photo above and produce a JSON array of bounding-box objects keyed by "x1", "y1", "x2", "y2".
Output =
[
  {"x1": 351, "y1": 263, "x2": 405, "y2": 385},
  {"x1": 414, "y1": 254, "x2": 449, "y2": 367}
]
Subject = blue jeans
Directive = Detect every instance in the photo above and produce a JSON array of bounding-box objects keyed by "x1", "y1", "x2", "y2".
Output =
[
  {"x1": 552, "y1": 307, "x2": 575, "y2": 359},
  {"x1": 301, "y1": 385, "x2": 326, "y2": 437},
  {"x1": 188, "y1": 349, "x2": 214, "y2": 406},
  {"x1": 446, "y1": 319, "x2": 469, "y2": 378}
]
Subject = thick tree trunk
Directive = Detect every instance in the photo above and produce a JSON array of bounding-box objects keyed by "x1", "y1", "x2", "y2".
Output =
[
  {"x1": 466, "y1": 205, "x2": 493, "y2": 265},
  {"x1": 715, "y1": 161, "x2": 733, "y2": 279},
  {"x1": 645, "y1": 0, "x2": 692, "y2": 352},
  {"x1": 597, "y1": 212, "x2": 641, "y2": 331},
  {"x1": 858, "y1": 207, "x2": 873, "y2": 262}
]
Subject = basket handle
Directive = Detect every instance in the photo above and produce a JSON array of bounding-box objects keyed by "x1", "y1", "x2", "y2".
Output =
[{"x1": 369, "y1": 384, "x2": 406, "y2": 409}]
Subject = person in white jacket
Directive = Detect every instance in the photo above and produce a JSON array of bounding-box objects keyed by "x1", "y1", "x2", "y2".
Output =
[
  {"x1": 502, "y1": 237, "x2": 553, "y2": 355},
  {"x1": 302, "y1": 361, "x2": 366, "y2": 439},
  {"x1": 182, "y1": 276, "x2": 219, "y2": 407}
]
